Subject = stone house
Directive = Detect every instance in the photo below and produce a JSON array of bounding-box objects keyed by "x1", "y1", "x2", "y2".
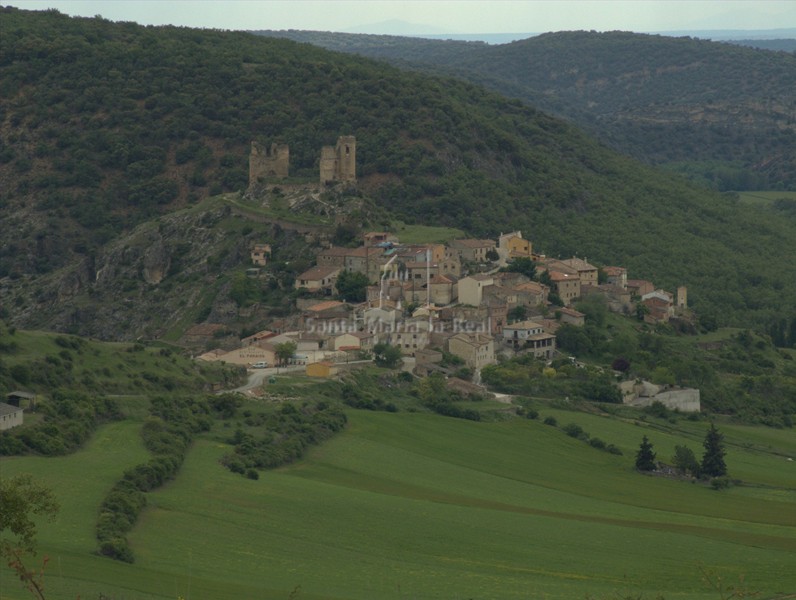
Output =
[
  {"x1": 294, "y1": 266, "x2": 341, "y2": 294},
  {"x1": 449, "y1": 239, "x2": 497, "y2": 263},
  {"x1": 447, "y1": 333, "x2": 496, "y2": 370},
  {"x1": 316, "y1": 246, "x2": 351, "y2": 268},
  {"x1": 483, "y1": 284, "x2": 517, "y2": 308},
  {"x1": 332, "y1": 332, "x2": 365, "y2": 352},
  {"x1": 250, "y1": 243, "x2": 272, "y2": 267},
  {"x1": 559, "y1": 257, "x2": 599, "y2": 286},
  {"x1": 392, "y1": 318, "x2": 432, "y2": 355},
  {"x1": 557, "y1": 306, "x2": 586, "y2": 327},
  {"x1": 512, "y1": 281, "x2": 549, "y2": 308},
  {"x1": 524, "y1": 332, "x2": 556, "y2": 359},
  {"x1": 6, "y1": 391, "x2": 36, "y2": 410},
  {"x1": 439, "y1": 301, "x2": 506, "y2": 336},
  {"x1": 0, "y1": 402, "x2": 23, "y2": 431},
  {"x1": 344, "y1": 246, "x2": 385, "y2": 282},
  {"x1": 301, "y1": 302, "x2": 353, "y2": 335},
  {"x1": 458, "y1": 274, "x2": 495, "y2": 306},
  {"x1": 428, "y1": 274, "x2": 456, "y2": 305},
  {"x1": 241, "y1": 329, "x2": 277, "y2": 346},
  {"x1": 212, "y1": 343, "x2": 277, "y2": 367},
  {"x1": 491, "y1": 271, "x2": 531, "y2": 289},
  {"x1": 498, "y1": 231, "x2": 532, "y2": 260},
  {"x1": 548, "y1": 271, "x2": 581, "y2": 306},
  {"x1": 603, "y1": 266, "x2": 627, "y2": 289},
  {"x1": 502, "y1": 320, "x2": 545, "y2": 349},
  {"x1": 414, "y1": 349, "x2": 444, "y2": 376},
  {"x1": 641, "y1": 290, "x2": 675, "y2": 323},
  {"x1": 627, "y1": 279, "x2": 655, "y2": 298},
  {"x1": 438, "y1": 252, "x2": 462, "y2": 279}
]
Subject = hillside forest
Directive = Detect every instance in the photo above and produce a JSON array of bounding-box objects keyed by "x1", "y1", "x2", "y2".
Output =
[{"x1": 258, "y1": 29, "x2": 796, "y2": 192}]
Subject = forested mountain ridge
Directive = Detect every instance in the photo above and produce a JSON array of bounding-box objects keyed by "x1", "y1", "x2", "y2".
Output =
[
  {"x1": 1, "y1": 7, "x2": 796, "y2": 337},
  {"x1": 257, "y1": 29, "x2": 796, "y2": 191}
]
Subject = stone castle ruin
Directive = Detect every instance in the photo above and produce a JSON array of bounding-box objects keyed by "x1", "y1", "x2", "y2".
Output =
[
  {"x1": 247, "y1": 136, "x2": 356, "y2": 187},
  {"x1": 319, "y1": 135, "x2": 356, "y2": 185},
  {"x1": 249, "y1": 142, "x2": 289, "y2": 182}
]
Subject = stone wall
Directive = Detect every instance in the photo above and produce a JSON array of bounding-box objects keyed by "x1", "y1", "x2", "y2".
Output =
[{"x1": 249, "y1": 141, "x2": 289, "y2": 183}]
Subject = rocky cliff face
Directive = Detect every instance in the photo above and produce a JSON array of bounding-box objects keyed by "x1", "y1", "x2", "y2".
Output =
[{"x1": 5, "y1": 202, "x2": 308, "y2": 341}]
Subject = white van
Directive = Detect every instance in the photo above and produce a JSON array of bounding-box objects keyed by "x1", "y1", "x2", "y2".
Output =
[{"x1": 250, "y1": 361, "x2": 268, "y2": 368}]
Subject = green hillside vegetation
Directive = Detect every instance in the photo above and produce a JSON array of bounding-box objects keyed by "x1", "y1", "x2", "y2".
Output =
[
  {"x1": 2, "y1": 8, "x2": 796, "y2": 335},
  {"x1": 485, "y1": 303, "x2": 796, "y2": 426},
  {"x1": 0, "y1": 322, "x2": 241, "y2": 396},
  {"x1": 260, "y1": 29, "x2": 796, "y2": 191},
  {"x1": 2, "y1": 404, "x2": 794, "y2": 600}
]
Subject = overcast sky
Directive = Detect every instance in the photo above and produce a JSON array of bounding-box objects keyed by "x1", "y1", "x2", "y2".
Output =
[{"x1": 4, "y1": 1, "x2": 795, "y2": 34}]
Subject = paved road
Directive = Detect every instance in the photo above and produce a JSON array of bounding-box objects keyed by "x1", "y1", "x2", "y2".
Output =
[{"x1": 229, "y1": 365, "x2": 305, "y2": 393}]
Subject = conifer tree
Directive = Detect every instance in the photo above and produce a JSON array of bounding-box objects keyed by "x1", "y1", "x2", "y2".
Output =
[
  {"x1": 701, "y1": 423, "x2": 727, "y2": 477},
  {"x1": 635, "y1": 435, "x2": 656, "y2": 471}
]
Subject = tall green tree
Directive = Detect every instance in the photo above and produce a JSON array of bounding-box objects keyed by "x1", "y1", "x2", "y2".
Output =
[
  {"x1": 701, "y1": 424, "x2": 727, "y2": 477},
  {"x1": 274, "y1": 341, "x2": 297, "y2": 366},
  {"x1": 635, "y1": 435, "x2": 656, "y2": 471},
  {"x1": 336, "y1": 270, "x2": 369, "y2": 303},
  {"x1": 372, "y1": 343, "x2": 403, "y2": 369},
  {"x1": 672, "y1": 445, "x2": 700, "y2": 477},
  {"x1": 502, "y1": 257, "x2": 536, "y2": 279}
]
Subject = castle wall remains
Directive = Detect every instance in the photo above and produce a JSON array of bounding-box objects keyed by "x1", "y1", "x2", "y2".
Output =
[
  {"x1": 320, "y1": 136, "x2": 356, "y2": 184},
  {"x1": 249, "y1": 141, "x2": 289, "y2": 183}
]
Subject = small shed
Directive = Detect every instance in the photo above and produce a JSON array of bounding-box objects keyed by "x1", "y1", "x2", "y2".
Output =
[
  {"x1": 7, "y1": 390, "x2": 36, "y2": 410},
  {"x1": 306, "y1": 361, "x2": 339, "y2": 378},
  {"x1": 0, "y1": 402, "x2": 24, "y2": 431}
]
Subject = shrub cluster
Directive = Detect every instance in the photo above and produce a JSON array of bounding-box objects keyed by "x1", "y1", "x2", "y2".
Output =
[
  {"x1": 0, "y1": 390, "x2": 120, "y2": 455},
  {"x1": 554, "y1": 420, "x2": 623, "y2": 456},
  {"x1": 413, "y1": 373, "x2": 482, "y2": 421},
  {"x1": 340, "y1": 382, "x2": 398, "y2": 412},
  {"x1": 96, "y1": 395, "x2": 212, "y2": 562},
  {"x1": 221, "y1": 401, "x2": 347, "y2": 476}
]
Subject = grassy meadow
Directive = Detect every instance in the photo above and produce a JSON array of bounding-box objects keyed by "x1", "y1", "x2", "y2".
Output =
[{"x1": 2, "y1": 406, "x2": 795, "y2": 600}]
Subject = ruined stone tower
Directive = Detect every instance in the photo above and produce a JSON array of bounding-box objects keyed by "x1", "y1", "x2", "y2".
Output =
[
  {"x1": 249, "y1": 141, "x2": 289, "y2": 184},
  {"x1": 677, "y1": 286, "x2": 688, "y2": 309},
  {"x1": 320, "y1": 136, "x2": 356, "y2": 185}
]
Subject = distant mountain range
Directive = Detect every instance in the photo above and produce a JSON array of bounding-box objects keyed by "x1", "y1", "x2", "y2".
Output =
[{"x1": 335, "y1": 20, "x2": 796, "y2": 45}]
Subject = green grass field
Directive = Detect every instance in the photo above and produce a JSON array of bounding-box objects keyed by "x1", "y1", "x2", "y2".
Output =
[
  {"x1": 2, "y1": 408, "x2": 794, "y2": 600},
  {"x1": 391, "y1": 221, "x2": 466, "y2": 244}
]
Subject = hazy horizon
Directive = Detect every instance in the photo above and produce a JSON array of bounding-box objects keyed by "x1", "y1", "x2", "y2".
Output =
[{"x1": 3, "y1": 1, "x2": 794, "y2": 38}]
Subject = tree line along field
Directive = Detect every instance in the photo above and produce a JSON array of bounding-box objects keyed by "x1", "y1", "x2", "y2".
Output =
[{"x1": 2, "y1": 404, "x2": 794, "y2": 600}]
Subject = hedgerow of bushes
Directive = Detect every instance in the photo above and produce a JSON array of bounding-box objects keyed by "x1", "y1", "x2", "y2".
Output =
[
  {"x1": 221, "y1": 401, "x2": 347, "y2": 478},
  {"x1": 96, "y1": 395, "x2": 213, "y2": 562},
  {"x1": 0, "y1": 390, "x2": 121, "y2": 455}
]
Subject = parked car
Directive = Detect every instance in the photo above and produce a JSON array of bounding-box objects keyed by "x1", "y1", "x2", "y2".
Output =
[{"x1": 250, "y1": 361, "x2": 268, "y2": 368}]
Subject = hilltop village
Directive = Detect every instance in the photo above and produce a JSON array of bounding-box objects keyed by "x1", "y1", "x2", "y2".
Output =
[
  {"x1": 186, "y1": 133, "x2": 698, "y2": 410},
  {"x1": 198, "y1": 229, "x2": 687, "y2": 369}
]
